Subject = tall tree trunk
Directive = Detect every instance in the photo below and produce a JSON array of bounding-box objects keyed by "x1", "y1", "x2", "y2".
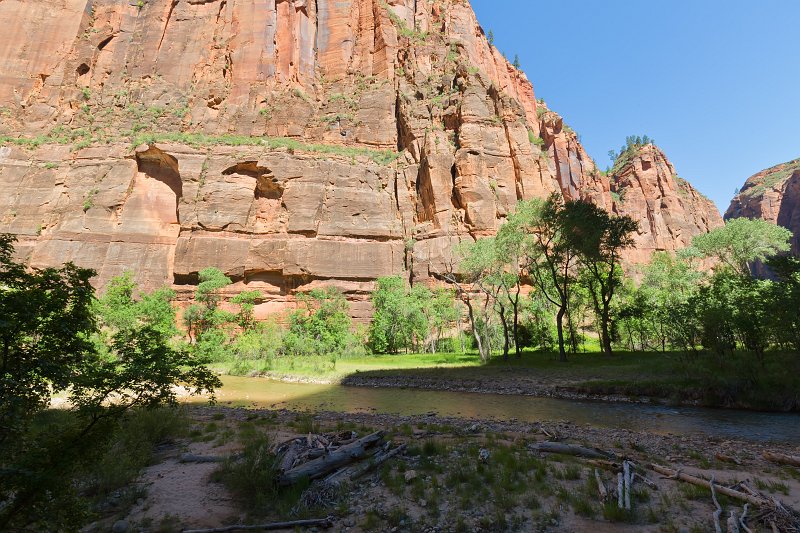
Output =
[
  {"x1": 513, "y1": 284, "x2": 521, "y2": 359},
  {"x1": 601, "y1": 306, "x2": 613, "y2": 356},
  {"x1": 498, "y1": 304, "x2": 510, "y2": 360},
  {"x1": 556, "y1": 305, "x2": 567, "y2": 362}
]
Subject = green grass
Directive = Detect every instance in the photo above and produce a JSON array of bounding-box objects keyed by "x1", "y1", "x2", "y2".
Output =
[
  {"x1": 210, "y1": 351, "x2": 481, "y2": 381},
  {"x1": 0, "y1": 131, "x2": 401, "y2": 166},
  {"x1": 212, "y1": 347, "x2": 800, "y2": 410}
]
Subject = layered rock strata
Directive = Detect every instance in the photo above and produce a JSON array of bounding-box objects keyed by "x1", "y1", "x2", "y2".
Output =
[{"x1": 0, "y1": 0, "x2": 722, "y2": 316}]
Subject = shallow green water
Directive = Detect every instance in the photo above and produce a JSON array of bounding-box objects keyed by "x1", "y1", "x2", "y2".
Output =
[{"x1": 199, "y1": 376, "x2": 800, "y2": 443}]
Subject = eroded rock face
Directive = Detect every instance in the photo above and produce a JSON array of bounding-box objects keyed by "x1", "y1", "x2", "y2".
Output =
[
  {"x1": 726, "y1": 158, "x2": 800, "y2": 255},
  {"x1": 609, "y1": 145, "x2": 724, "y2": 263},
  {"x1": 0, "y1": 0, "x2": 722, "y2": 316}
]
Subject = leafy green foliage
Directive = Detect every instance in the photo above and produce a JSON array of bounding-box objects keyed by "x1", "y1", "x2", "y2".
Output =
[
  {"x1": 284, "y1": 288, "x2": 358, "y2": 359},
  {"x1": 0, "y1": 235, "x2": 219, "y2": 530},
  {"x1": 690, "y1": 217, "x2": 792, "y2": 276},
  {"x1": 369, "y1": 276, "x2": 458, "y2": 354}
]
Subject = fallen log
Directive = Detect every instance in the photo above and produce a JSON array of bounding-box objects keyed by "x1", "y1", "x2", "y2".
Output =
[
  {"x1": 182, "y1": 516, "x2": 333, "y2": 533},
  {"x1": 323, "y1": 444, "x2": 407, "y2": 487},
  {"x1": 763, "y1": 452, "x2": 800, "y2": 467},
  {"x1": 531, "y1": 442, "x2": 612, "y2": 460},
  {"x1": 650, "y1": 465, "x2": 766, "y2": 506},
  {"x1": 278, "y1": 431, "x2": 384, "y2": 486},
  {"x1": 277, "y1": 442, "x2": 302, "y2": 473}
]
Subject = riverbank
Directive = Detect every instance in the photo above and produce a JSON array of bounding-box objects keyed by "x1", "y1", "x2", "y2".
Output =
[
  {"x1": 211, "y1": 350, "x2": 800, "y2": 412},
  {"x1": 87, "y1": 405, "x2": 800, "y2": 533}
]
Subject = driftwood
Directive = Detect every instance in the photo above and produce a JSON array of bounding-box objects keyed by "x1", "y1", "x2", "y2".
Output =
[
  {"x1": 650, "y1": 465, "x2": 766, "y2": 506},
  {"x1": 623, "y1": 460, "x2": 632, "y2": 510},
  {"x1": 633, "y1": 473, "x2": 658, "y2": 490},
  {"x1": 323, "y1": 444, "x2": 406, "y2": 487},
  {"x1": 710, "y1": 476, "x2": 723, "y2": 533},
  {"x1": 763, "y1": 452, "x2": 800, "y2": 467},
  {"x1": 279, "y1": 442, "x2": 304, "y2": 473},
  {"x1": 278, "y1": 431, "x2": 384, "y2": 486},
  {"x1": 594, "y1": 469, "x2": 608, "y2": 502},
  {"x1": 727, "y1": 510, "x2": 741, "y2": 533},
  {"x1": 715, "y1": 453, "x2": 742, "y2": 465},
  {"x1": 740, "y1": 503, "x2": 753, "y2": 533},
  {"x1": 531, "y1": 441, "x2": 612, "y2": 460},
  {"x1": 182, "y1": 516, "x2": 333, "y2": 533}
]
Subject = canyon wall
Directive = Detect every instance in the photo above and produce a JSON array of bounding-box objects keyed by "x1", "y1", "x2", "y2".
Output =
[
  {"x1": 0, "y1": 0, "x2": 722, "y2": 316},
  {"x1": 726, "y1": 158, "x2": 800, "y2": 256}
]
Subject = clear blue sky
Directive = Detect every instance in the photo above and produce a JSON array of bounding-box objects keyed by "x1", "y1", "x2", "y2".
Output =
[{"x1": 470, "y1": 0, "x2": 800, "y2": 213}]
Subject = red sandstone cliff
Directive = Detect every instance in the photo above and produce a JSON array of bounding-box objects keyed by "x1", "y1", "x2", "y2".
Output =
[
  {"x1": 726, "y1": 158, "x2": 800, "y2": 255},
  {"x1": 609, "y1": 145, "x2": 724, "y2": 263},
  {"x1": 0, "y1": 0, "x2": 722, "y2": 316}
]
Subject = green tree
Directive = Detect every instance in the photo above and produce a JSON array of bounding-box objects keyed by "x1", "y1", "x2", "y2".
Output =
[
  {"x1": 0, "y1": 235, "x2": 219, "y2": 530},
  {"x1": 231, "y1": 289, "x2": 263, "y2": 331},
  {"x1": 442, "y1": 238, "x2": 499, "y2": 362},
  {"x1": 516, "y1": 194, "x2": 578, "y2": 361},
  {"x1": 637, "y1": 251, "x2": 702, "y2": 352},
  {"x1": 766, "y1": 257, "x2": 800, "y2": 351},
  {"x1": 561, "y1": 200, "x2": 638, "y2": 355},
  {"x1": 285, "y1": 288, "x2": 354, "y2": 358},
  {"x1": 691, "y1": 218, "x2": 792, "y2": 276},
  {"x1": 369, "y1": 276, "x2": 426, "y2": 354}
]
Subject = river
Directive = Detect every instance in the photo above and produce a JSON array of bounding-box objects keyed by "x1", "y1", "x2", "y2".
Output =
[{"x1": 190, "y1": 376, "x2": 800, "y2": 443}]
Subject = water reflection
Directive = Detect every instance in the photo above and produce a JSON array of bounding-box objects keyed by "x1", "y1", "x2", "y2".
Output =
[{"x1": 195, "y1": 376, "x2": 800, "y2": 443}]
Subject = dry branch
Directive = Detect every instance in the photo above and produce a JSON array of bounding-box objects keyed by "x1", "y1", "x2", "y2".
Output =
[
  {"x1": 531, "y1": 441, "x2": 612, "y2": 459},
  {"x1": 710, "y1": 476, "x2": 723, "y2": 533}
]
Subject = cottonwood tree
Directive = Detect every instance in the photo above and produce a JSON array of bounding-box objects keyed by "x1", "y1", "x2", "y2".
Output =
[
  {"x1": 495, "y1": 214, "x2": 527, "y2": 358},
  {"x1": 691, "y1": 217, "x2": 792, "y2": 277},
  {"x1": 561, "y1": 200, "x2": 638, "y2": 355},
  {"x1": 439, "y1": 238, "x2": 498, "y2": 362},
  {"x1": 515, "y1": 194, "x2": 578, "y2": 362}
]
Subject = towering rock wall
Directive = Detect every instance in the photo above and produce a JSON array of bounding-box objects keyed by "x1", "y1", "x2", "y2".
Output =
[
  {"x1": 609, "y1": 145, "x2": 724, "y2": 263},
  {"x1": 0, "y1": 0, "x2": 721, "y2": 316},
  {"x1": 726, "y1": 158, "x2": 800, "y2": 255}
]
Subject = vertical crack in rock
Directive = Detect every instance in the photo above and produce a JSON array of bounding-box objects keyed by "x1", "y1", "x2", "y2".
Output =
[{"x1": 157, "y1": 1, "x2": 179, "y2": 57}]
